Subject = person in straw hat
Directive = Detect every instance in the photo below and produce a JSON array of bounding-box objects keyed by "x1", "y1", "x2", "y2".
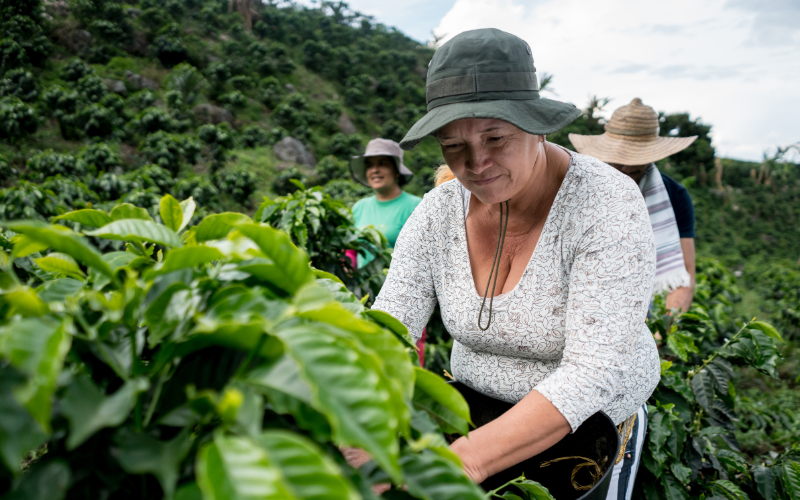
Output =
[
  {"x1": 362, "y1": 28, "x2": 659, "y2": 498},
  {"x1": 569, "y1": 98, "x2": 697, "y2": 314}
]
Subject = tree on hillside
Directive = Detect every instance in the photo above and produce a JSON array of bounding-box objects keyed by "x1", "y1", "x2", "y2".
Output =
[
  {"x1": 229, "y1": 0, "x2": 258, "y2": 31},
  {"x1": 658, "y1": 112, "x2": 715, "y2": 182}
]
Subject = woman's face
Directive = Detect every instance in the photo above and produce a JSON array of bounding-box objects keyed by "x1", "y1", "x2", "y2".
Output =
[
  {"x1": 365, "y1": 156, "x2": 399, "y2": 191},
  {"x1": 438, "y1": 118, "x2": 543, "y2": 205}
]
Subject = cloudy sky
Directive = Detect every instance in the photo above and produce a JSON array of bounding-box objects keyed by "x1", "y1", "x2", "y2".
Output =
[{"x1": 313, "y1": 0, "x2": 800, "y2": 161}]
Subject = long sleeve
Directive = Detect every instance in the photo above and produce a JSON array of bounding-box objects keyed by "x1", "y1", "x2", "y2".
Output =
[
  {"x1": 534, "y1": 188, "x2": 657, "y2": 431},
  {"x1": 372, "y1": 195, "x2": 438, "y2": 343}
]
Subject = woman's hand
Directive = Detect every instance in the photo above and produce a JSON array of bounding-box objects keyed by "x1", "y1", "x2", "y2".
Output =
[
  {"x1": 450, "y1": 436, "x2": 489, "y2": 484},
  {"x1": 448, "y1": 390, "x2": 570, "y2": 483}
]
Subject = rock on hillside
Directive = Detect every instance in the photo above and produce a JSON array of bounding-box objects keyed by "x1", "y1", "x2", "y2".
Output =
[
  {"x1": 274, "y1": 137, "x2": 316, "y2": 167},
  {"x1": 192, "y1": 104, "x2": 233, "y2": 125}
]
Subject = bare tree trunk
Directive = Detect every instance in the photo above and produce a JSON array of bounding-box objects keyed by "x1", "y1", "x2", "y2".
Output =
[{"x1": 229, "y1": 0, "x2": 258, "y2": 32}]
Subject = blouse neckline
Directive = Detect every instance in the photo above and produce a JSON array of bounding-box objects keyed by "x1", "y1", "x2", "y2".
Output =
[{"x1": 458, "y1": 151, "x2": 576, "y2": 302}]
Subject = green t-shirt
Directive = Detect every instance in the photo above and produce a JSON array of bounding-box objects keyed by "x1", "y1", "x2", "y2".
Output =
[{"x1": 352, "y1": 191, "x2": 422, "y2": 267}]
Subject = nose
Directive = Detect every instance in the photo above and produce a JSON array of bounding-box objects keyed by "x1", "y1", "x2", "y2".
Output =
[{"x1": 465, "y1": 143, "x2": 493, "y2": 175}]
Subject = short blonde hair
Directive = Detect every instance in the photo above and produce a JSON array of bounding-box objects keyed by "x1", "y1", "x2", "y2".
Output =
[{"x1": 434, "y1": 165, "x2": 455, "y2": 186}]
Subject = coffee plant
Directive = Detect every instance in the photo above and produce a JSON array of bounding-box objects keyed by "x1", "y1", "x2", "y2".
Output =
[
  {"x1": 0, "y1": 194, "x2": 552, "y2": 500},
  {"x1": 635, "y1": 263, "x2": 800, "y2": 500},
  {"x1": 256, "y1": 185, "x2": 393, "y2": 304}
]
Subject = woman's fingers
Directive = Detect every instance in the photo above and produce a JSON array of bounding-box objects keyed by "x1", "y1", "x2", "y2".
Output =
[{"x1": 340, "y1": 447, "x2": 373, "y2": 468}]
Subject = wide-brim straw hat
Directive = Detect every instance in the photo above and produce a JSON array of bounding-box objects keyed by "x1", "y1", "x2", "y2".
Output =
[
  {"x1": 569, "y1": 98, "x2": 698, "y2": 165},
  {"x1": 350, "y1": 138, "x2": 414, "y2": 187},
  {"x1": 399, "y1": 29, "x2": 581, "y2": 150}
]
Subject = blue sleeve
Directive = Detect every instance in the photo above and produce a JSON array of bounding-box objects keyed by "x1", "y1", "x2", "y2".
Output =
[{"x1": 661, "y1": 173, "x2": 695, "y2": 238}]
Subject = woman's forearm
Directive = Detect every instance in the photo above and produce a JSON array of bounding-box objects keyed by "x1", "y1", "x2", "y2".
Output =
[{"x1": 449, "y1": 389, "x2": 571, "y2": 483}]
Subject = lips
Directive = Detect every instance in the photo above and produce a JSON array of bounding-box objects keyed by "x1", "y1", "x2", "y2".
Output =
[{"x1": 471, "y1": 175, "x2": 500, "y2": 186}]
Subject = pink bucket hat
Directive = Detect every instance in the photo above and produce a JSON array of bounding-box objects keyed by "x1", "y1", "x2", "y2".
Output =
[{"x1": 350, "y1": 138, "x2": 414, "y2": 187}]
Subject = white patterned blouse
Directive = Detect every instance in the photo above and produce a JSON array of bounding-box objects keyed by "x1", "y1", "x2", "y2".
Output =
[{"x1": 372, "y1": 152, "x2": 661, "y2": 431}]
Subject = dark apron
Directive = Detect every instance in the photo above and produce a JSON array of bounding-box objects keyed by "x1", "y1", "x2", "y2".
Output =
[{"x1": 445, "y1": 381, "x2": 620, "y2": 500}]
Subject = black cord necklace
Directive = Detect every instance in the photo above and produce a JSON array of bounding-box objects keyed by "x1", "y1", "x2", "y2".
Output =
[{"x1": 478, "y1": 200, "x2": 510, "y2": 331}]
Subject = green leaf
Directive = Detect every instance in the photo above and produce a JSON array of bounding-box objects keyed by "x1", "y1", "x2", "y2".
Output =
[
  {"x1": 52, "y1": 209, "x2": 112, "y2": 228},
  {"x1": 0, "y1": 220, "x2": 113, "y2": 278},
  {"x1": 195, "y1": 433, "x2": 294, "y2": 500},
  {"x1": 86, "y1": 219, "x2": 183, "y2": 248},
  {"x1": 513, "y1": 480, "x2": 557, "y2": 500},
  {"x1": 174, "y1": 483, "x2": 203, "y2": 500},
  {"x1": 257, "y1": 430, "x2": 360, "y2": 500},
  {"x1": 2, "y1": 460, "x2": 70, "y2": 500},
  {"x1": 706, "y1": 359, "x2": 734, "y2": 393},
  {"x1": 692, "y1": 369, "x2": 715, "y2": 411},
  {"x1": 648, "y1": 411, "x2": 673, "y2": 465},
  {"x1": 114, "y1": 427, "x2": 193, "y2": 499},
  {"x1": 662, "y1": 474, "x2": 690, "y2": 500},
  {"x1": 749, "y1": 321, "x2": 783, "y2": 343},
  {"x1": 160, "y1": 194, "x2": 184, "y2": 232},
  {"x1": 748, "y1": 329, "x2": 781, "y2": 377},
  {"x1": 274, "y1": 322, "x2": 402, "y2": 481},
  {"x1": 295, "y1": 284, "x2": 414, "y2": 420},
  {"x1": 666, "y1": 330, "x2": 698, "y2": 362},
  {"x1": 235, "y1": 224, "x2": 314, "y2": 294},
  {"x1": 193, "y1": 212, "x2": 252, "y2": 242},
  {"x1": 312, "y1": 269, "x2": 344, "y2": 284},
  {"x1": 0, "y1": 366, "x2": 48, "y2": 473},
  {"x1": 179, "y1": 197, "x2": 196, "y2": 232},
  {"x1": 712, "y1": 479, "x2": 749, "y2": 500},
  {"x1": 400, "y1": 450, "x2": 485, "y2": 500},
  {"x1": 0, "y1": 316, "x2": 71, "y2": 432},
  {"x1": 671, "y1": 463, "x2": 692, "y2": 484},
  {"x1": 61, "y1": 375, "x2": 150, "y2": 449},
  {"x1": 144, "y1": 246, "x2": 224, "y2": 279},
  {"x1": 1, "y1": 286, "x2": 48, "y2": 317},
  {"x1": 247, "y1": 355, "x2": 312, "y2": 404},
  {"x1": 38, "y1": 278, "x2": 84, "y2": 303},
  {"x1": 88, "y1": 251, "x2": 139, "y2": 290},
  {"x1": 754, "y1": 465, "x2": 775, "y2": 500},
  {"x1": 110, "y1": 203, "x2": 153, "y2": 221},
  {"x1": 9, "y1": 234, "x2": 48, "y2": 257},
  {"x1": 365, "y1": 309, "x2": 416, "y2": 349},
  {"x1": 34, "y1": 252, "x2": 85, "y2": 280},
  {"x1": 412, "y1": 367, "x2": 471, "y2": 435},
  {"x1": 783, "y1": 462, "x2": 800, "y2": 500}
]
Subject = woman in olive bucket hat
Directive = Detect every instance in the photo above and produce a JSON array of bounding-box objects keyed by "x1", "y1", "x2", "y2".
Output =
[
  {"x1": 570, "y1": 98, "x2": 698, "y2": 317},
  {"x1": 368, "y1": 29, "x2": 660, "y2": 498}
]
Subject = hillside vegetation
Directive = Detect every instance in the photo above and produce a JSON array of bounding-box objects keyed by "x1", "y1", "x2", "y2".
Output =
[{"x1": 1, "y1": 1, "x2": 800, "y2": 499}]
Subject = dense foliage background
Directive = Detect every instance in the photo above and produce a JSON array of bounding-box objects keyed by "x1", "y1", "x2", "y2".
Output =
[{"x1": 1, "y1": 0, "x2": 799, "y2": 499}]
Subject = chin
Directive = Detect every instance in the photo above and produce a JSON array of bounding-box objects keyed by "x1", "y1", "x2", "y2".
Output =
[{"x1": 468, "y1": 182, "x2": 514, "y2": 205}]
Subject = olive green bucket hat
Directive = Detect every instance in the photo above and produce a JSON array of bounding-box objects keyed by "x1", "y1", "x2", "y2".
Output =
[{"x1": 399, "y1": 28, "x2": 581, "y2": 150}]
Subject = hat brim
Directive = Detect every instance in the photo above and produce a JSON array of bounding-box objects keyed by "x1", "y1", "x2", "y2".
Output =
[
  {"x1": 399, "y1": 98, "x2": 581, "y2": 150},
  {"x1": 350, "y1": 155, "x2": 413, "y2": 187},
  {"x1": 568, "y1": 133, "x2": 698, "y2": 165}
]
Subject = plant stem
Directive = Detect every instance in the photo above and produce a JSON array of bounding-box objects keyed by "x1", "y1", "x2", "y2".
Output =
[
  {"x1": 143, "y1": 363, "x2": 170, "y2": 428},
  {"x1": 235, "y1": 333, "x2": 268, "y2": 379},
  {"x1": 485, "y1": 475, "x2": 526, "y2": 498},
  {"x1": 687, "y1": 319, "x2": 753, "y2": 379}
]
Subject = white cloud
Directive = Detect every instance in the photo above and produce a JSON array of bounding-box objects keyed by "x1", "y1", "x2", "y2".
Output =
[{"x1": 431, "y1": 0, "x2": 800, "y2": 161}]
